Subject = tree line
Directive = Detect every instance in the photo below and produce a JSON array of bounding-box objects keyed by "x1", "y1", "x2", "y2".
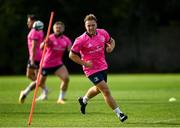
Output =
[{"x1": 0, "y1": 0, "x2": 180, "y2": 75}]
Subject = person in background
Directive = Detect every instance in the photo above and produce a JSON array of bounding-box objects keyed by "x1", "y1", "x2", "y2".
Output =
[
  {"x1": 37, "y1": 21, "x2": 72, "y2": 104},
  {"x1": 19, "y1": 14, "x2": 48, "y2": 104}
]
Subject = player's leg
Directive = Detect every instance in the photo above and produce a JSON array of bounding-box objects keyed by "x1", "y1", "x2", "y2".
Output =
[
  {"x1": 96, "y1": 81, "x2": 127, "y2": 122},
  {"x1": 35, "y1": 69, "x2": 48, "y2": 101},
  {"x1": 26, "y1": 60, "x2": 38, "y2": 81},
  {"x1": 97, "y1": 81, "x2": 116, "y2": 109},
  {"x1": 78, "y1": 86, "x2": 100, "y2": 114},
  {"x1": 78, "y1": 70, "x2": 105, "y2": 114},
  {"x1": 19, "y1": 61, "x2": 48, "y2": 103},
  {"x1": 26, "y1": 67, "x2": 36, "y2": 81},
  {"x1": 55, "y1": 65, "x2": 69, "y2": 104},
  {"x1": 19, "y1": 63, "x2": 37, "y2": 104},
  {"x1": 81, "y1": 86, "x2": 100, "y2": 104},
  {"x1": 19, "y1": 74, "x2": 48, "y2": 103},
  {"x1": 19, "y1": 80, "x2": 36, "y2": 104},
  {"x1": 32, "y1": 61, "x2": 48, "y2": 101},
  {"x1": 34, "y1": 68, "x2": 48, "y2": 100}
]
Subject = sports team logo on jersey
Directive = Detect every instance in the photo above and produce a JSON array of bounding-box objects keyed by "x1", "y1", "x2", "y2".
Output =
[
  {"x1": 100, "y1": 36, "x2": 105, "y2": 42},
  {"x1": 54, "y1": 41, "x2": 58, "y2": 45},
  {"x1": 94, "y1": 77, "x2": 99, "y2": 82},
  {"x1": 60, "y1": 40, "x2": 66, "y2": 46},
  {"x1": 87, "y1": 43, "x2": 93, "y2": 48}
]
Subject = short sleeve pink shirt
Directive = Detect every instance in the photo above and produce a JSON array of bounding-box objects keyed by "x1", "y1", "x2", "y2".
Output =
[
  {"x1": 43, "y1": 34, "x2": 72, "y2": 68},
  {"x1": 71, "y1": 29, "x2": 111, "y2": 76},
  {"x1": 27, "y1": 29, "x2": 44, "y2": 61}
]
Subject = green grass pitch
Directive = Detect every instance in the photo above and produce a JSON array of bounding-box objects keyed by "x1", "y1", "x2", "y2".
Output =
[{"x1": 0, "y1": 74, "x2": 180, "y2": 127}]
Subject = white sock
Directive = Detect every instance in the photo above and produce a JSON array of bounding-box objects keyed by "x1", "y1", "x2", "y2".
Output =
[
  {"x1": 42, "y1": 86, "x2": 48, "y2": 95},
  {"x1": 113, "y1": 107, "x2": 123, "y2": 117},
  {"x1": 59, "y1": 91, "x2": 66, "y2": 100},
  {"x1": 23, "y1": 82, "x2": 36, "y2": 95},
  {"x1": 83, "y1": 96, "x2": 89, "y2": 104},
  {"x1": 23, "y1": 87, "x2": 31, "y2": 96}
]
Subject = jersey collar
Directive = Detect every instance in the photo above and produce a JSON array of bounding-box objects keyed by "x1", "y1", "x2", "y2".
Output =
[{"x1": 85, "y1": 31, "x2": 97, "y2": 38}]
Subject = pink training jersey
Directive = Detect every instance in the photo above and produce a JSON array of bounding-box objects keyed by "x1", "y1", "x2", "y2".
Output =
[
  {"x1": 43, "y1": 34, "x2": 72, "y2": 68},
  {"x1": 27, "y1": 29, "x2": 44, "y2": 61},
  {"x1": 71, "y1": 29, "x2": 111, "y2": 77}
]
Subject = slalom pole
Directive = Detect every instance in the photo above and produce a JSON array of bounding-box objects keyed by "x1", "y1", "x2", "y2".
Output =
[{"x1": 28, "y1": 11, "x2": 54, "y2": 126}]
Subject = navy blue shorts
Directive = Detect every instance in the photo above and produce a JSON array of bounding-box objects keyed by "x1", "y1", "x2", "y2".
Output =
[
  {"x1": 41, "y1": 64, "x2": 63, "y2": 76},
  {"x1": 88, "y1": 70, "x2": 107, "y2": 85},
  {"x1": 27, "y1": 60, "x2": 40, "y2": 69}
]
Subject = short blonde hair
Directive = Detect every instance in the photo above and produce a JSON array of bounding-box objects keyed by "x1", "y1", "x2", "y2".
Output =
[{"x1": 84, "y1": 14, "x2": 97, "y2": 23}]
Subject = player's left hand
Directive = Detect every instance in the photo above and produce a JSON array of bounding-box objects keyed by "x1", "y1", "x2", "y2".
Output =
[{"x1": 106, "y1": 44, "x2": 113, "y2": 53}]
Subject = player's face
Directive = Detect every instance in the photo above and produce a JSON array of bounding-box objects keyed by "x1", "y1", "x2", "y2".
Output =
[
  {"x1": 27, "y1": 18, "x2": 34, "y2": 29},
  {"x1": 85, "y1": 20, "x2": 97, "y2": 35},
  {"x1": 53, "y1": 24, "x2": 64, "y2": 35}
]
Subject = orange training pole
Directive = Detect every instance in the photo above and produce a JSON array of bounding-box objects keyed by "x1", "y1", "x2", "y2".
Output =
[{"x1": 28, "y1": 11, "x2": 54, "y2": 126}]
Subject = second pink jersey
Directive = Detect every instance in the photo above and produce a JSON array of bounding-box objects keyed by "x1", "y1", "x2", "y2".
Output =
[
  {"x1": 71, "y1": 29, "x2": 111, "y2": 76},
  {"x1": 27, "y1": 29, "x2": 44, "y2": 61},
  {"x1": 43, "y1": 34, "x2": 72, "y2": 68}
]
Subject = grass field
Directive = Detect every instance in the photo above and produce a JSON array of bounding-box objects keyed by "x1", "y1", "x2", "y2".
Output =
[{"x1": 0, "y1": 74, "x2": 180, "y2": 127}]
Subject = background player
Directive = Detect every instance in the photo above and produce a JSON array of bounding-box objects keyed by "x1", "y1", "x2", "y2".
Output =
[
  {"x1": 19, "y1": 15, "x2": 48, "y2": 104},
  {"x1": 37, "y1": 21, "x2": 72, "y2": 104}
]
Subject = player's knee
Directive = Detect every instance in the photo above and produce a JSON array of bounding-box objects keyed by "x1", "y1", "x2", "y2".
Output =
[
  {"x1": 63, "y1": 76, "x2": 69, "y2": 84},
  {"x1": 95, "y1": 87, "x2": 101, "y2": 93},
  {"x1": 102, "y1": 88, "x2": 111, "y2": 97},
  {"x1": 66, "y1": 77, "x2": 70, "y2": 83},
  {"x1": 26, "y1": 74, "x2": 36, "y2": 81},
  {"x1": 26, "y1": 73, "x2": 30, "y2": 79}
]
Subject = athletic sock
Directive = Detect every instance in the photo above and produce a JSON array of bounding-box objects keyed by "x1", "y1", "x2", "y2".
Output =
[
  {"x1": 23, "y1": 81, "x2": 36, "y2": 96},
  {"x1": 59, "y1": 91, "x2": 66, "y2": 100},
  {"x1": 113, "y1": 107, "x2": 123, "y2": 117},
  {"x1": 82, "y1": 96, "x2": 89, "y2": 104},
  {"x1": 42, "y1": 85, "x2": 48, "y2": 95}
]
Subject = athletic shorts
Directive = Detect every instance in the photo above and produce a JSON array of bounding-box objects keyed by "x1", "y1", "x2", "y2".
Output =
[
  {"x1": 41, "y1": 64, "x2": 63, "y2": 76},
  {"x1": 88, "y1": 70, "x2": 107, "y2": 85},
  {"x1": 27, "y1": 60, "x2": 40, "y2": 69}
]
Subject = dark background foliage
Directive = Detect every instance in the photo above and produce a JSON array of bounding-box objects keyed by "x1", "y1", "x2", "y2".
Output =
[{"x1": 0, "y1": 0, "x2": 180, "y2": 75}]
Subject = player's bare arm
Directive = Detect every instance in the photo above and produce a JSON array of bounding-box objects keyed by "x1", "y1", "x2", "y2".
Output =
[
  {"x1": 40, "y1": 38, "x2": 49, "y2": 50},
  {"x1": 40, "y1": 41, "x2": 45, "y2": 50},
  {"x1": 31, "y1": 39, "x2": 37, "y2": 65},
  {"x1": 67, "y1": 44, "x2": 72, "y2": 52},
  {"x1": 106, "y1": 37, "x2": 115, "y2": 53}
]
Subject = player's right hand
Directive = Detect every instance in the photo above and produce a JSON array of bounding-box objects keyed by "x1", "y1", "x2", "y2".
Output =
[{"x1": 84, "y1": 60, "x2": 93, "y2": 68}]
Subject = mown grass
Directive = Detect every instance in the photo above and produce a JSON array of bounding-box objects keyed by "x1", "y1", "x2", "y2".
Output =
[{"x1": 0, "y1": 74, "x2": 180, "y2": 127}]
